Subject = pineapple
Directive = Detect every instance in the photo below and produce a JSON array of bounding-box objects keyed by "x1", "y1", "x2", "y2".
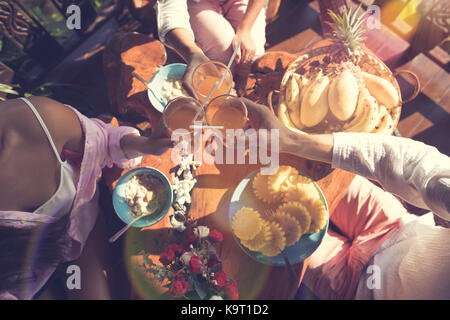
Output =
[{"x1": 278, "y1": 5, "x2": 401, "y2": 135}]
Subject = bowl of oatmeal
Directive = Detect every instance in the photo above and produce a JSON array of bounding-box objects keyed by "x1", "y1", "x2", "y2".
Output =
[
  {"x1": 148, "y1": 63, "x2": 189, "y2": 112},
  {"x1": 113, "y1": 167, "x2": 173, "y2": 228}
]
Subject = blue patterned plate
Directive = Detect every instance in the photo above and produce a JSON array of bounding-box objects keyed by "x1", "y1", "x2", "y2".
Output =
[{"x1": 229, "y1": 169, "x2": 329, "y2": 266}]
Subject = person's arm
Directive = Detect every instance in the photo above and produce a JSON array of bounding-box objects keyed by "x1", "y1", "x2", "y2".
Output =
[
  {"x1": 165, "y1": 28, "x2": 209, "y2": 98},
  {"x1": 242, "y1": 98, "x2": 450, "y2": 221},
  {"x1": 243, "y1": 97, "x2": 334, "y2": 163},
  {"x1": 285, "y1": 132, "x2": 450, "y2": 221},
  {"x1": 30, "y1": 97, "x2": 172, "y2": 162},
  {"x1": 85, "y1": 113, "x2": 173, "y2": 163},
  {"x1": 120, "y1": 121, "x2": 174, "y2": 158},
  {"x1": 156, "y1": 0, "x2": 194, "y2": 48},
  {"x1": 165, "y1": 28, "x2": 203, "y2": 63},
  {"x1": 232, "y1": 0, "x2": 267, "y2": 63},
  {"x1": 283, "y1": 133, "x2": 334, "y2": 164},
  {"x1": 329, "y1": 132, "x2": 450, "y2": 220},
  {"x1": 155, "y1": 0, "x2": 209, "y2": 97}
]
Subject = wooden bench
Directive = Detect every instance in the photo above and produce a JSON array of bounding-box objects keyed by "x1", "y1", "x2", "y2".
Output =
[
  {"x1": 426, "y1": 37, "x2": 450, "y2": 72},
  {"x1": 309, "y1": 0, "x2": 411, "y2": 68},
  {"x1": 396, "y1": 53, "x2": 450, "y2": 155},
  {"x1": 267, "y1": 28, "x2": 322, "y2": 54}
]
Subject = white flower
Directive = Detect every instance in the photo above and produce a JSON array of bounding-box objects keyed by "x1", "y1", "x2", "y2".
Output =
[
  {"x1": 180, "y1": 251, "x2": 193, "y2": 265},
  {"x1": 170, "y1": 215, "x2": 186, "y2": 232},
  {"x1": 193, "y1": 226, "x2": 210, "y2": 239},
  {"x1": 193, "y1": 161, "x2": 202, "y2": 167},
  {"x1": 209, "y1": 295, "x2": 223, "y2": 300}
]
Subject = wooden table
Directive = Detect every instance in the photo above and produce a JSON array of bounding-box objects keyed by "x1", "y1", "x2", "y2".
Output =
[
  {"x1": 102, "y1": 34, "x2": 355, "y2": 299},
  {"x1": 103, "y1": 150, "x2": 354, "y2": 300}
]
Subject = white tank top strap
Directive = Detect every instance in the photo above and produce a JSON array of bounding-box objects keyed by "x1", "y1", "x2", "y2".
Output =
[{"x1": 20, "y1": 97, "x2": 64, "y2": 165}]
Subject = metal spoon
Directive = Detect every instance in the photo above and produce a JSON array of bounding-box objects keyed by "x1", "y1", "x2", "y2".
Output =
[
  {"x1": 109, "y1": 210, "x2": 155, "y2": 243},
  {"x1": 281, "y1": 248, "x2": 298, "y2": 283},
  {"x1": 131, "y1": 72, "x2": 166, "y2": 106}
]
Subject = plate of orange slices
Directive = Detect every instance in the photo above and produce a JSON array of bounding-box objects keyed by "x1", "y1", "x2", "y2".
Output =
[{"x1": 229, "y1": 165, "x2": 329, "y2": 266}]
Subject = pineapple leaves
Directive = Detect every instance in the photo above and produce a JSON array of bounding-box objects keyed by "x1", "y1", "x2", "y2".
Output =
[{"x1": 324, "y1": 4, "x2": 368, "y2": 55}]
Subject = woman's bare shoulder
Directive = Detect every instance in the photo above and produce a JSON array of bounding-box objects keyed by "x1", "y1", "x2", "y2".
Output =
[
  {"x1": 1, "y1": 96, "x2": 85, "y2": 153},
  {"x1": 31, "y1": 96, "x2": 85, "y2": 153}
]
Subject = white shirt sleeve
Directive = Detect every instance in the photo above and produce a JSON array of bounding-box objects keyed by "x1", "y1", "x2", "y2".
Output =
[
  {"x1": 332, "y1": 132, "x2": 450, "y2": 221},
  {"x1": 155, "y1": 0, "x2": 195, "y2": 47}
]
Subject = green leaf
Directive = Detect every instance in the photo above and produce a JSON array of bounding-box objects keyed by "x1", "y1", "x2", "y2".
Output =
[
  {"x1": 0, "y1": 83, "x2": 13, "y2": 89},
  {"x1": 143, "y1": 254, "x2": 154, "y2": 266},
  {"x1": 0, "y1": 87, "x2": 19, "y2": 95}
]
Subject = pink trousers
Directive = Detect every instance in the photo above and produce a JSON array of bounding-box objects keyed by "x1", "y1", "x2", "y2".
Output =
[
  {"x1": 187, "y1": 0, "x2": 266, "y2": 75},
  {"x1": 303, "y1": 176, "x2": 404, "y2": 299}
]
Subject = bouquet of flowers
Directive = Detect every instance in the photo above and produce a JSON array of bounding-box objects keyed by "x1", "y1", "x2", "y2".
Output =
[{"x1": 141, "y1": 225, "x2": 239, "y2": 300}]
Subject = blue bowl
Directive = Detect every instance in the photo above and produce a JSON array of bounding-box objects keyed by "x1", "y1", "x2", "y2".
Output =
[
  {"x1": 113, "y1": 167, "x2": 173, "y2": 228},
  {"x1": 229, "y1": 169, "x2": 329, "y2": 266},
  {"x1": 148, "y1": 63, "x2": 187, "y2": 113}
]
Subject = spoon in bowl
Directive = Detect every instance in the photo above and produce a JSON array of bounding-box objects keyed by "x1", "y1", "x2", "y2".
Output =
[
  {"x1": 109, "y1": 208, "x2": 157, "y2": 243},
  {"x1": 131, "y1": 72, "x2": 166, "y2": 106}
]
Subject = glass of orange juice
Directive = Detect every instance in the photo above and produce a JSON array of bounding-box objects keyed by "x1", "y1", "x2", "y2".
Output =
[
  {"x1": 192, "y1": 61, "x2": 233, "y2": 103},
  {"x1": 162, "y1": 96, "x2": 204, "y2": 135},
  {"x1": 205, "y1": 95, "x2": 248, "y2": 132}
]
